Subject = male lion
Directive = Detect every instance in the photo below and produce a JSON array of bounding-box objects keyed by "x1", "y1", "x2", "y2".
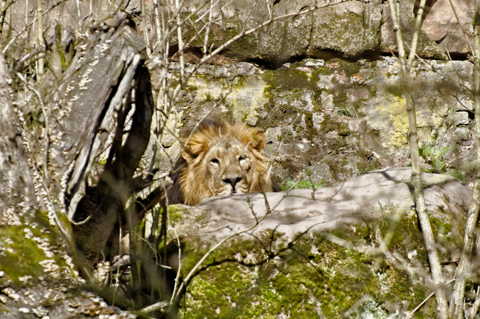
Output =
[{"x1": 168, "y1": 119, "x2": 273, "y2": 206}]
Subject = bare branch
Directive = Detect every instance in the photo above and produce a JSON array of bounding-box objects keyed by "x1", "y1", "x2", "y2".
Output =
[
  {"x1": 36, "y1": 0, "x2": 44, "y2": 76},
  {"x1": 3, "y1": 0, "x2": 69, "y2": 54},
  {"x1": 467, "y1": 287, "x2": 480, "y2": 318},
  {"x1": 202, "y1": 0, "x2": 214, "y2": 55},
  {"x1": 387, "y1": 0, "x2": 406, "y2": 71},
  {"x1": 16, "y1": 72, "x2": 50, "y2": 181},
  {"x1": 447, "y1": 0, "x2": 475, "y2": 56},
  {"x1": 141, "y1": 0, "x2": 152, "y2": 56},
  {"x1": 449, "y1": 4, "x2": 480, "y2": 317},
  {"x1": 407, "y1": 0, "x2": 426, "y2": 68}
]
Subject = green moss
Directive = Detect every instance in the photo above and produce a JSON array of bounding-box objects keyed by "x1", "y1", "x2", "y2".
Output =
[
  {"x1": 333, "y1": 92, "x2": 347, "y2": 105},
  {"x1": 178, "y1": 207, "x2": 455, "y2": 318},
  {"x1": 317, "y1": 66, "x2": 334, "y2": 76},
  {"x1": 321, "y1": 115, "x2": 349, "y2": 133},
  {"x1": 0, "y1": 211, "x2": 68, "y2": 287},
  {"x1": 385, "y1": 83, "x2": 405, "y2": 98},
  {"x1": 219, "y1": 19, "x2": 259, "y2": 59},
  {"x1": 168, "y1": 205, "x2": 188, "y2": 224},
  {"x1": 137, "y1": 205, "x2": 188, "y2": 238},
  {"x1": 0, "y1": 226, "x2": 46, "y2": 286},
  {"x1": 336, "y1": 59, "x2": 362, "y2": 76},
  {"x1": 261, "y1": 69, "x2": 318, "y2": 93}
]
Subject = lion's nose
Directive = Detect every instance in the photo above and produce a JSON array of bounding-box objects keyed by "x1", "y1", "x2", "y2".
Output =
[{"x1": 223, "y1": 176, "x2": 243, "y2": 192}]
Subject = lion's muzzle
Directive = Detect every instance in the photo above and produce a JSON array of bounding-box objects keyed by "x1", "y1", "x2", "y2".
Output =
[{"x1": 223, "y1": 176, "x2": 243, "y2": 194}]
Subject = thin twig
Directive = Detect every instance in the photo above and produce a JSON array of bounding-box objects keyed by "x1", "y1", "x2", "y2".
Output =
[
  {"x1": 168, "y1": 186, "x2": 183, "y2": 305},
  {"x1": 404, "y1": 279, "x2": 456, "y2": 319},
  {"x1": 407, "y1": 0, "x2": 426, "y2": 68},
  {"x1": 3, "y1": 0, "x2": 69, "y2": 55},
  {"x1": 202, "y1": 0, "x2": 214, "y2": 55},
  {"x1": 449, "y1": 5, "x2": 480, "y2": 317},
  {"x1": 16, "y1": 72, "x2": 50, "y2": 180},
  {"x1": 15, "y1": 48, "x2": 45, "y2": 72},
  {"x1": 175, "y1": 0, "x2": 184, "y2": 83},
  {"x1": 141, "y1": 0, "x2": 152, "y2": 56},
  {"x1": 387, "y1": 0, "x2": 406, "y2": 71},
  {"x1": 388, "y1": 1, "x2": 448, "y2": 316},
  {"x1": 153, "y1": 0, "x2": 162, "y2": 48},
  {"x1": 467, "y1": 287, "x2": 480, "y2": 318},
  {"x1": 36, "y1": 0, "x2": 44, "y2": 76},
  {"x1": 265, "y1": 0, "x2": 272, "y2": 21},
  {"x1": 447, "y1": 0, "x2": 475, "y2": 55},
  {"x1": 139, "y1": 301, "x2": 169, "y2": 314}
]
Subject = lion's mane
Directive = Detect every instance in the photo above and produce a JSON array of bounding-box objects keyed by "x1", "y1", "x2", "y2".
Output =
[{"x1": 168, "y1": 119, "x2": 272, "y2": 206}]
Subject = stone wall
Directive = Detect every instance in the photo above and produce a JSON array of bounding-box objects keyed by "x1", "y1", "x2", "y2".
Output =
[
  {"x1": 5, "y1": 0, "x2": 472, "y2": 61},
  {"x1": 180, "y1": 0, "x2": 473, "y2": 64},
  {"x1": 143, "y1": 0, "x2": 476, "y2": 187},
  {"x1": 153, "y1": 56, "x2": 474, "y2": 187}
]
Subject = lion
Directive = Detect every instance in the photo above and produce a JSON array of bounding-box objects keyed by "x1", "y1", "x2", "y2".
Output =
[{"x1": 168, "y1": 119, "x2": 273, "y2": 206}]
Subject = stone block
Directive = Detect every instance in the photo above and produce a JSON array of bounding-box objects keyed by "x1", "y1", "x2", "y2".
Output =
[
  {"x1": 308, "y1": 1, "x2": 382, "y2": 58},
  {"x1": 422, "y1": 0, "x2": 474, "y2": 56},
  {"x1": 453, "y1": 111, "x2": 469, "y2": 126}
]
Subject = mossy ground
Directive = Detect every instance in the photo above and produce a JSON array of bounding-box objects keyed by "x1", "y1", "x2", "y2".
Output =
[
  {"x1": 0, "y1": 224, "x2": 47, "y2": 286},
  {"x1": 178, "y1": 207, "x2": 465, "y2": 318},
  {"x1": 0, "y1": 211, "x2": 69, "y2": 287}
]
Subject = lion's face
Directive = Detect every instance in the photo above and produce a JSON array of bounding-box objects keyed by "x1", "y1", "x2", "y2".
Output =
[
  {"x1": 177, "y1": 121, "x2": 272, "y2": 206},
  {"x1": 203, "y1": 138, "x2": 256, "y2": 196}
]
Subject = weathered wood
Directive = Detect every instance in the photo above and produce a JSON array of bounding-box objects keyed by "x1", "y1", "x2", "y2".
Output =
[
  {"x1": 17, "y1": 12, "x2": 156, "y2": 257},
  {"x1": 72, "y1": 65, "x2": 153, "y2": 256}
]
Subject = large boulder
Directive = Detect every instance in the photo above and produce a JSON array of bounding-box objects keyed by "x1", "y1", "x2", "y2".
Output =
[
  {"x1": 307, "y1": 1, "x2": 382, "y2": 58},
  {"x1": 3, "y1": 0, "x2": 471, "y2": 65},
  {"x1": 174, "y1": 168, "x2": 472, "y2": 318},
  {"x1": 380, "y1": 0, "x2": 446, "y2": 59},
  {"x1": 179, "y1": 167, "x2": 471, "y2": 242}
]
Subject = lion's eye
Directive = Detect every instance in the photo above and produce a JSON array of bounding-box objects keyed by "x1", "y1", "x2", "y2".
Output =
[
  {"x1": 239, "y1": 156, "x2": 246, "y2": 162},
  {"x1": 210, "y1": 158, "x2": 219, "y2": 165}
]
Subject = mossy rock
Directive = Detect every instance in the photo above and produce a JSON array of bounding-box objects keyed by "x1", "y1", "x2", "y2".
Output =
[
  {"x1": 171, "y1": 168, "x2": 471, "y2": 318},
  {"x1": 179, "y1": 207, "x2": 461, "y2": 318}
]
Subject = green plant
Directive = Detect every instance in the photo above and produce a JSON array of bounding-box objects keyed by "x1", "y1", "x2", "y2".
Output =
[
  {"x1": 418, "y1": 145, "x2": 451, "y2": 173},
  {"x1": 334, "y1": 105, "x2": 350, "y2": 116}
]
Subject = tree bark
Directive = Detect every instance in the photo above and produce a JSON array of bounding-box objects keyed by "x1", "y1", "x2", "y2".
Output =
[{"x1": 0, "y1": 43, "x2": 37, "y2": 219}]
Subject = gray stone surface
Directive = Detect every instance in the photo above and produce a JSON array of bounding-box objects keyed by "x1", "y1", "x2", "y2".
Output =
[
  {"x1": 0, "y1": 285, "x2": 135, "y2": 319},
  {"x1": 3, "y1": 0, "x2": 472, "y2": 63},
  {"x1": 178, "y1": 167, "x2": 471, "y2": 242},
  {"x1": 307, "y1": 1, "x2": 382, "y2": 58}
]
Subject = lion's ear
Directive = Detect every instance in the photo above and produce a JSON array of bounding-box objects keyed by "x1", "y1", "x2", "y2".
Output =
[
  {"x1": 250, "y1": 131, "x2": 266, "y2": 152},
  {"x1": 182, "y1": 134, "x2": 210, "y2": 164},
  {"x1": 237, "y1": 126, "x2": 266, "y2": 152},
  {"x1": 181, "y1": 148, "x2": 195, "y2": 165}
]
